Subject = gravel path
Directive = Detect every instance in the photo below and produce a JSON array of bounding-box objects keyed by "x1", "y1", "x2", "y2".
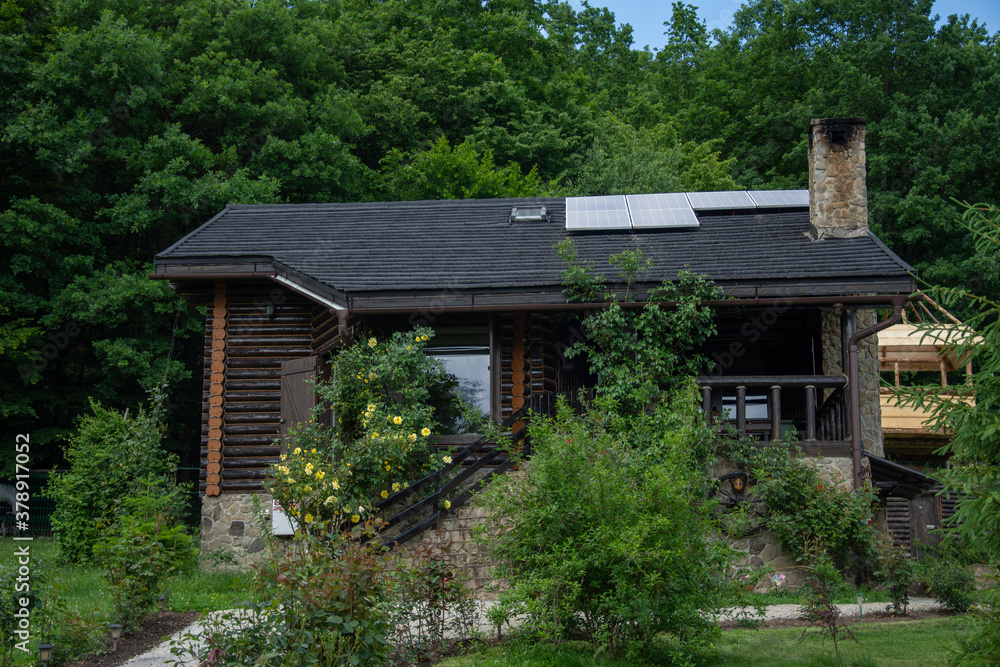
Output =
[{"x1": 122, "y1": 598, "x2": 947, "y2": 666}]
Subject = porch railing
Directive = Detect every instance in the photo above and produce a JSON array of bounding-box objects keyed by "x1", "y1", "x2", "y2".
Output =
[
  {"x1": 697, "y1": 375, "x2": 849, "y2": 452},
  {"x1": 374, "y1": 396, "x2": 548, "y2": 549}
]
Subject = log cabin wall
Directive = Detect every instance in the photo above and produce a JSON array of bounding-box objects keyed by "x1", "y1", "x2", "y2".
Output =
[{"x1": 199, "y1": 283, "x2": 314, "y2": 494}]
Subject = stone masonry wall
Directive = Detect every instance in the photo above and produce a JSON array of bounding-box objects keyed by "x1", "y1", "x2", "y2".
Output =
[
  {"x1": 728, "y1": 456, "x2": 854, "y2": 591},
  {"x1": 200, "y1": 493, "x2": 271, "y2": 569},
  {"x1": 820, "y1": 307, "x2": 884, "y2": 457},
  {"x1": 395, "y1": 502, "x2": 503, "y2": 600}
]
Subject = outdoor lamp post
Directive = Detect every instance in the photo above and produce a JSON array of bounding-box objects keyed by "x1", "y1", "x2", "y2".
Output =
[
  {"x1": 109, "y1": 623, "x2": 123, "y2": 651},
  {"x1": 857, "y1": 592, "x2": 864, "y2": 619},
  {"x1": 158, "y1": 594, "x2": 167, "y2": 615},
  {"x1": 38, "y1": 642, "x2": 54, "y2": 667}
]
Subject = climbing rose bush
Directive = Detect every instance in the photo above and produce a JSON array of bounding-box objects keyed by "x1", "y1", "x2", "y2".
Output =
[{"x1": 267, "y1": 327, "x2": 460, "y2": 534}]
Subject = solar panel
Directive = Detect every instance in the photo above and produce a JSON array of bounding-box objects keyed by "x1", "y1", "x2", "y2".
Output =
[
  {"x1": 748, "y1": 190, "x2": 809, "y2": 208},
  {"x1": 686, "y1": 191, "x2": 756, "y2": 211},
  {"x1": 626, "y1": 193, "x2": 699, "y2": 229},
  {"x1": 565, "y1": 195, "x2": 631, "y2": 230}
]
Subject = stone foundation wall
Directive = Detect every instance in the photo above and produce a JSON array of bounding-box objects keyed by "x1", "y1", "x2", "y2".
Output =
[
  {"x1": 200, "y1": 493, "x2": 271, "y2": 569},
  {"x1": 820, "y1": 307, "x2": 884, "y2": 456},
  {"x1": 395, "y1": 503, "x2": 503, "y2": 600}
]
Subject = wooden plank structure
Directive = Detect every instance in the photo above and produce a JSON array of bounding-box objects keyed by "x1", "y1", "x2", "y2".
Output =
[{"x1": 878, "y1": 296, "x2": 979, "y2": 458}]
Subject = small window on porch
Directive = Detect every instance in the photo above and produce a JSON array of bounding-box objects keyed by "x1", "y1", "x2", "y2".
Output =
[{"x1": 426, "y1": 327, "x2": 491, "y2": 418}]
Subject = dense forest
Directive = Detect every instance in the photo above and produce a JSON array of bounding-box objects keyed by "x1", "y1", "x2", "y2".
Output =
[{"x1": 2, "y1": 0, "x2": 998, "y2": 471}]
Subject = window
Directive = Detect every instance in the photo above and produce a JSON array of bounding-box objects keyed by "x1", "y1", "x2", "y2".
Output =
[{"x1": 425, "y1": 327, "x2": 491, "y2": 418}]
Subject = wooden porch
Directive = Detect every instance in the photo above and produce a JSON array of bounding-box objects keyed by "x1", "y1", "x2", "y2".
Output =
[{"x1": 697, "y1": 375, "x2": 851, "y2": 455}]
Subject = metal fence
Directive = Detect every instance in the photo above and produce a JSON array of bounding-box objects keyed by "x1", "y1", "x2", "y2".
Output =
[
  {"x1": 1, "y1": 467, "x2": 204, "y2": 537},
  {"x1": 1, "y1": 470, "x2": 58, "y2": 537}
]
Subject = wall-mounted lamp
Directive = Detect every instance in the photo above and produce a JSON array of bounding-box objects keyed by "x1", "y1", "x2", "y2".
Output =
[{"x1": 265, "y1": 302, "x2": 276, "y2": 319}]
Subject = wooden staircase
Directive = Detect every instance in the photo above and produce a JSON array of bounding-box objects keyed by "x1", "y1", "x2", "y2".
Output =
[{"x1": 372, "y1": 394, "x2": 555, "y2": 549}]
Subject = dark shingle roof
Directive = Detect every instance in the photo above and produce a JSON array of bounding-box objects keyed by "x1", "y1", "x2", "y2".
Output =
[{"x1": 155, "y1": 196, "x2": 915, "y2": 304}]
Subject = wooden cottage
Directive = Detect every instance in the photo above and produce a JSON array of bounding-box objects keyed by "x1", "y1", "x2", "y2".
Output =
[{"x1": 153, "y1": 117, "x2": 929, "y2": 563}]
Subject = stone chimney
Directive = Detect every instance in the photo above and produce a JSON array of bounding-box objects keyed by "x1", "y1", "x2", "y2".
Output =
[{"x1": 808, "y1": 117, "x2": 868, "y2": 240}]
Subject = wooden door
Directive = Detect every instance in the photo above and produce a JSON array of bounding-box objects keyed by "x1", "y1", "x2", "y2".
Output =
[{"x1": 280, "y1": 356, "x2": 319, "y2": 447}]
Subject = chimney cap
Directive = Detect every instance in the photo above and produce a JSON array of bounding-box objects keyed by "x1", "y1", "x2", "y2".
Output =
[{"x1": 810, "y1": 116, "x2": 866, "y2": 127}]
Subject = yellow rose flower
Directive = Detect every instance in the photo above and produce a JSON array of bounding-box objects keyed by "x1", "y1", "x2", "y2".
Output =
[
  {"x1": 421, "y1": 427, "x2": 431, "y2": 437},
  {"x1": 421, "y1": 335, "x2": 429, "y2": 341},
  {"x1": 332, "y1": 479, "x2": 340, "y2": 490},
  {"x1": 304, "y1": 513, "x2": 313, "y2": 523},
  {"x1": 286, "y1": 478, "x2": 295, "y2": 484},
  {"x1": 385, "y1": 465, "x2": 392, "y2": 471},
  {"x1": 393, "y1": 416, "x2": 402, "y2": 425},
  {"x1": 409, "y1": 433, "x2": 417, "y2": 442},
  {"x1": 368, "y1": 337, "x2": 377, "y2": 348},
  {"x1": 444, "y1": 500, "x2": 451, "y2": 509},
  {"x1": 311, "y1": 448, "x2": 316, "y2": 453},
  {"x1": 293, "y1": 447, "x2": 301, "y2": 455},
  {"x1": 392, "y1": 482, "x2": 400, "y2": 491},
  {"x1": 351, "y1": 514, "x2": 360, "y2": 523},
  {"x1": 381, "y1": 490, "x2": 389, "y2": 499},
  {"x1": 315, "y1": 471, "x2": 325, "y2": 480},
  {"x1": 305, "y1": 463, "x2": 314, "y2": 474},
  {"x1": 324, "y1": 495, "x2": 336, "y2": 505},
  {"x1": 443, "y1": 456, "x2": 452, "y2": 464}
]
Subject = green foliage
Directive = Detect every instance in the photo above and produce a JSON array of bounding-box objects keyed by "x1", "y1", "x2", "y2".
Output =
[
  {"x1": 0, "y1": 557, "x2": 43, "y2": 667},
  {"x1": 478, "y1": 390, "x2": 744, "y2": 663},
  {"x1": 94, "y1": 476, "x2": 198, "y2": 632},
  {"x1": 558, "y1": 241, "x2": 723, "y2": 416},
  {"x1": 172, "y1": 530, "x2": 394, "y2": 667},
  {"x1": 380, "y1": 135, "x2": 552, "y2": 201},
  {"x1": 798, "y1": 543, "x2": 859, "y2": 654},
  {"x1": 916, "y1": 556, "x2": 978, "y2": 613},
  {"x1": 268, "y1": 327, "x2": 462, "y2": 530},
  {"x1": 45, "y1": 395, "x2": 178, "y2": 563},
  {"x1": 389, "y1": 536, "x2": 478, "y2": 663},
  {"x1": 952, "y1": 586, "x2": 1000, "y2": 666},
  {"x1": 893, "y1": 204, "x2": 1000, "y2": 556},
  {"x1": 719, "y1": 438, "x2": 880, "y2": 574},
  {"x1": 570, "y1": 116, "x2": 737, "y2": 196},
  {"x1": 871, "y1": 532, "x2": 915, "y2": 615}
]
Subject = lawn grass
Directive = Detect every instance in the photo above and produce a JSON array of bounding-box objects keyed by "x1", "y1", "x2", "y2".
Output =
[
  {"x1": 0, "y1": 537, "x2": 252, "y2": 615},
  {"x1": 437, "y1": 618, "x2": 970, "y2": 667}
]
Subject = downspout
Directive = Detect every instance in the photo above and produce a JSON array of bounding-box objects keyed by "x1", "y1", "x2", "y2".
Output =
[{"x1": 848, "y1": 296, "x2": 906, "y2": 489}]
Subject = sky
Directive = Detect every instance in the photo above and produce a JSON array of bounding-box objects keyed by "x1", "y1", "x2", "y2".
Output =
[{"x1": 574, "y1": 0, "x2": 1000, "y2": 52}]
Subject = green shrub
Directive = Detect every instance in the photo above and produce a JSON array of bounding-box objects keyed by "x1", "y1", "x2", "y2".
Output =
[
  {"x1": 172, "y1": 529, "x2": 394, "y2": 666},
  {"x1": 478, "y1": 391, "x2": 743, "y2": 663},
  {"x1": 94, "y1": 477, "x2": 197, "y2": 632},
  {"x1": 799, "y1": 543, "x2": 858, "y2": 653},
  {"x1": 269, "y1": 326, "x2": 464, "y2": 529},
  {"x1": 872, "y1": 532, "x2": 915, "y2": 615},
  {"x1": 47, "y1": 395, "x2": 178, "y2": 564},
  {"x1": 389, "y1": 536, "x2": 478, "y2": 663},
  {"x1": 917, "y1": 556, "x2": 978, "y2": 613},
  {"x1": 719, "y1": 437, "x2": 880, "y2": 575}
]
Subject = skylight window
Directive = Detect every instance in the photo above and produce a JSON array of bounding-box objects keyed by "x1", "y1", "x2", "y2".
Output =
[{"x1": 510, "y1": 206, "x2": 548, "y2": 222}]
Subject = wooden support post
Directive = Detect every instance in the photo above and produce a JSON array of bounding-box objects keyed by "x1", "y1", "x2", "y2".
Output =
[
  {"x1": 770, "y1": 385, "x2": 782, "y2": 442},
  {"x1": 805, "y1": 385, "x2": 816, "y2": 441},
  {"x1": 701, "y1": 386, "x2": 712, "y2": 425},
  {"x1": 736, "y1": 386, "x2": 747, "y2": 434}
]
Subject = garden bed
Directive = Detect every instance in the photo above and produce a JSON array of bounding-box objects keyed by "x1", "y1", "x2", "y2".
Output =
[{"x1": 60, "y1": 611, "x2": 199, "y2": 667}]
